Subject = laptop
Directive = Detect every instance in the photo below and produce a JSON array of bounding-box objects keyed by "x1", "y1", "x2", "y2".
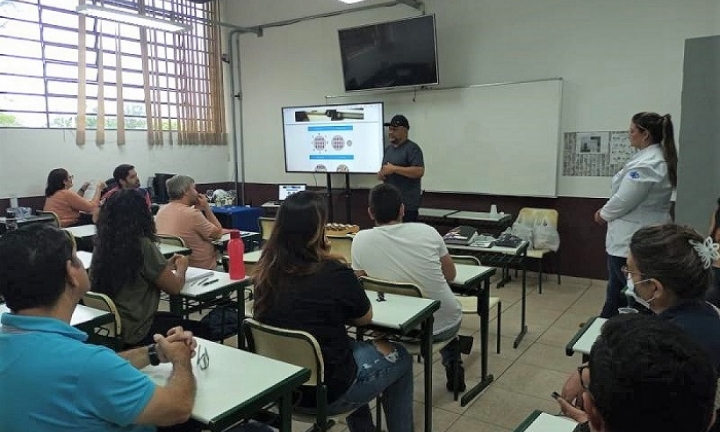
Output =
[{"x1": 278, "y1": 184, "x2": 307, "y2": 202}]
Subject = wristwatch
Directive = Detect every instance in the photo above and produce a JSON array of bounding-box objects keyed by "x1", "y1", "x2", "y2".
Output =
[{"x1": 148, "y1": 343, "x2": 161, "y2": 366}]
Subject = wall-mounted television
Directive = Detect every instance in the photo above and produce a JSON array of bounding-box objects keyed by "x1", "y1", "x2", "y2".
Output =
[
  {"x1": 281, "y1": 102, "x2": 384, "y2": 174},
  {"x1": 338, "y1": 14, "x2": 439, "y2": 92}
]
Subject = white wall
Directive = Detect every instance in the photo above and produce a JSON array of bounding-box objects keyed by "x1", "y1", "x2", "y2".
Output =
[
  {"x1": 226, "y1": 0, "x2": 720, "y2": 197},
  {"x1": 0, "y1": 129, "x2": 231, "y2": 198}
]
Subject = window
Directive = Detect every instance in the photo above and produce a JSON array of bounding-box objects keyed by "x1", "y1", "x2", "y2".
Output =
[{"x1": 0, "y1": 0, "x2": 226, "y2": 145}]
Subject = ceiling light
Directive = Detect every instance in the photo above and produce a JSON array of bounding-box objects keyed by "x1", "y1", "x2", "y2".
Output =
[
  {"x1": 76, "y1": 4, "x2": 191, "y2": 33},
  {"x1": 339, "y1": 0, "x2": 367, "y2": 4}
]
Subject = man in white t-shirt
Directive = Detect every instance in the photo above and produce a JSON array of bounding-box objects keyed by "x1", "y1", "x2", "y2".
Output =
[{"x1": 351, "y1": 183, "x2": 465, "y2": 392}]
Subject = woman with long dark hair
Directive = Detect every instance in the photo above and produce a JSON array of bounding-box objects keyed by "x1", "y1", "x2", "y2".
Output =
[
  {"x1": 91, "y1": 189, "x2": 208, "y2": 347},
  {"x1": 43, "y1": 168, "x2": 105, "y2": 227},
  {"x1": 595, "y1": 112, "x2": 678, "y2": 318},
  {"x1": 253, "y1": 191, "x2": 414, "y2": 432}
]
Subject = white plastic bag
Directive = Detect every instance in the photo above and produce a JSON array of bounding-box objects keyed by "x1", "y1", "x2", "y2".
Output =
[
  {"x1": 511, "y1": 214, "x2": 535, "y2": 249},
  {"x1": 533, "y1": 215, "x2": 560, "y2": 251}
]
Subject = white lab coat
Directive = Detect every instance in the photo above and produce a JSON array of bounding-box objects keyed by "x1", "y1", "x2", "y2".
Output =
[{"x1": 600, "y1": 144, "x2": 672, "y2": 257}]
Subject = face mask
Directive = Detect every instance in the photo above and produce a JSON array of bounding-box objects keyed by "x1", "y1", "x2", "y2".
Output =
[{"x1": 625, "y1": 275, "x2": 655, "y2": 310}]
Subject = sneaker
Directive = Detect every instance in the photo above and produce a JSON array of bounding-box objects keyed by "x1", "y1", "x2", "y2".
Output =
[{"x1": 445, "y1": 363, "x2": 466, "y2": 392}]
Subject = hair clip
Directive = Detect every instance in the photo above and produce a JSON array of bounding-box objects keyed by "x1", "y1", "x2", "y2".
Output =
[{"x1": 689, "y1": 237, "x2": 720, "y2": 270}]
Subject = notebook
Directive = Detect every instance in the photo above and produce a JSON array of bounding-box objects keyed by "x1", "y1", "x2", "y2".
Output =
[
  {"x1": 443, "y1": 225, "x2": 478, "y2": 245},
  {"x1": 278, "y1": 184, "x2": 306, "y2": 201},
  {"x1": 177, "y1": 267, "x2": 214, "y2": 283}
]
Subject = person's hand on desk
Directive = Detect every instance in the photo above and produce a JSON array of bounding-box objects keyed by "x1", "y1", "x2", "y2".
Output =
[
  {"x1": 156, "y1": 326, "x2": 198, "y2": 362},
  {"x1": 155, "y1": 329, "x2": 195, "y2": 364},
  {"x1": 594, "y1": 209, "x2": 606, "y2": 226}
]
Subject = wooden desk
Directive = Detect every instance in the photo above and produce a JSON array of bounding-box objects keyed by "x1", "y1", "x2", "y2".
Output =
[
  {"x1": 514, "y1": 410, "x2": 577, "y2": 432},
  {"x1": 171, "y1": 270, "x2": 253, "y2": 341},
  {"x1": 448, "y1": 241, "x2": 530, "y2": 348},
  {"x1": 450, "y1": 264, "x2": 497, "y2": 406},
  {"x1": 566, "y1": 317, "x2": 606, "y2": 356},
  {"x1": 0, "y1": 303, "x2": 113, "y2": 334},
  {"x1": 157, "y1": 243, "x2": 192, "y2": 258},
  {"x1": 363, "y1": 291, "x2": 439, "y2": 432},
  {"x1": 63, "y1": 224, "x2": 96, "y2": 239},
  {"x1": 142, "y1": 338, "x2": 310, "y2": 432}
]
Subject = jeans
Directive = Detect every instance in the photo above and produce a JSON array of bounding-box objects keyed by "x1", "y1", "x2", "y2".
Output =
[
  {"x1": 600, "y1": 255, "x2": 627, "y2": 318},
  {"x1": 436, "y1": 322, "x2": 462, "y2": 367},
  {"x1": 327, "y1": 340, "x2": 414, "y2": 432}
]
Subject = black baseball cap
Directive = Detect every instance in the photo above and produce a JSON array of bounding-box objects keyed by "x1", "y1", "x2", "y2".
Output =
[{"x1": 383, "y1": 114, "x2": 409, "y2": 129}]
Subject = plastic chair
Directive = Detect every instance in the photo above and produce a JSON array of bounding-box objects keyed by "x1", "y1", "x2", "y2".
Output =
[
  {"x1": 82, "y1": 291, "x2": 123, "y2": 350},
  {"x1": 359, "y1": 276, "x2": 467, "y2": 401},
  {"x1": 242, "y1": 318, "x2": 364, "y2": 432},
  {"x1": 451, "y1": 255, "x2": 502, "y2": 353},
  {"x1": 36, "y1": 210, "x2": 60, "y2": 228},
  {"x1": 156, "y1": 234, "x2": 187, "y2": 247},
  {"x1": 517, "y1": 207, "x2": 561, "y2": 293}
]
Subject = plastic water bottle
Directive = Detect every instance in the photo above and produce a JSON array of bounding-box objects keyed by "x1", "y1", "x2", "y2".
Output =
[
  {"x1": 5, "y1": 209, "x2": 18, "y2": 231},
  {"x1": 228, "y1": 229, "x2": 246, "y2": 280}
]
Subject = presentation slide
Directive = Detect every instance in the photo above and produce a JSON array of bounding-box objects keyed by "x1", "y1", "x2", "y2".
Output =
[{"x1": 282, "y1": 102, "x2": 384, "y2": 174}]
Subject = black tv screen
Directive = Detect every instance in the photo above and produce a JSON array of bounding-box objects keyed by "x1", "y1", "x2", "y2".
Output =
[{"x1": 339, "y1": 15, "x2": 439, "y2": 92}]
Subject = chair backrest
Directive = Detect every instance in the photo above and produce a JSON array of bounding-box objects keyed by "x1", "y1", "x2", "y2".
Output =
[
  {"x1": 517, "y1": 207, "x2": 559, "y2": 228},
  {"x1": 258, "y1": 217, "x2": 276, "y2": 242},
  {"x1": 451, "y1": 255, "x2": 481, "y2": 266},
  {"x1": 328, "y1": 235, "x2": 353, "y2": 264},
  {"x1": 156, "y1": 234, "x2": 186, "y2": 247},
  {"x1": 36, "y1": 210, "x2": 60, "y2": 228},
  {"x1": 83, "y1": 291, "x2": 122, "y2": 336},
  {"x1": 242, "y1": 318, "x2": 324, "y2": 386},
  {"x1": 359, "y1": 276, "x2": 423, "y2": 298}
]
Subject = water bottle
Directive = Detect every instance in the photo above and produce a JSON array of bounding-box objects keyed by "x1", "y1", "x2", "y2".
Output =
[
  {"x1": 228, "y1": 229, "x2": 246, "y2": 280},
  {"x1": 5, "y1": 209, "x2": 18, "y2": 231}
]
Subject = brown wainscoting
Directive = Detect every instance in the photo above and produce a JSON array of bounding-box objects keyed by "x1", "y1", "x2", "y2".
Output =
[{"x1": 238, "y1": 182, "x2": 610, "y2": 280}]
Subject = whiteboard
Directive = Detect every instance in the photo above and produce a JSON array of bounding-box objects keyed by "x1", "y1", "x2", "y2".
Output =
[{"x1": 330, "y1": 79, "x2": 562, "y2": 197}]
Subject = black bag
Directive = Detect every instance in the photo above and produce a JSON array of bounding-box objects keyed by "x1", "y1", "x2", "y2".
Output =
[{"x1": 200, "y1": 300, "x2": 240, "y2": 340}]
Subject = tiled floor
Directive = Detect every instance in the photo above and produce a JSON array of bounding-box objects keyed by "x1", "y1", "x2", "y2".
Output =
[{"x1": 293, "y1": 272, "x2": 606, "y2": 432}]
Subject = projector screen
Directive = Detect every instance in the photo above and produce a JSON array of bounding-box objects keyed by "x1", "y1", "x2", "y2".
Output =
[{"x1": 281, "y1": 102, "x2": 384, "y2": 174}]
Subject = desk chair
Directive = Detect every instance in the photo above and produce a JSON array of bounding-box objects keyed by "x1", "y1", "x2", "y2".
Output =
[
  {"x1": 156, "y1": 234, "x2": 187, "y2": 247},
  {"x1": 82, "y1": 291, "x2": 122, "y2": 350},
  {"x1": 451, "y1": 255, "x2": 502, "y2": 353},
  {"x1": 36, "y1": 210, "x2": 60, "y2": 228},
  {"x1": 517, "y1": 207, "x2": 561, "y2": 294},
  {"x1": 258, "y1": 217, "x2": 276, "y2": 247},
  {"x1": 242, "y1": 318, "x2": 367, "y2": 432},
  {"x1": 327, "y1": 235, "x2": 352, "y2": 265},
  {"x1": 359, "y1": 276, "x2": 467, "y2": 401}
]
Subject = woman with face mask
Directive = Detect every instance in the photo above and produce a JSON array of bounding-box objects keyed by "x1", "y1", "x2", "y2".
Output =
[{"x1": 558, "y1": 223, "x2": 720, "y2": 427}]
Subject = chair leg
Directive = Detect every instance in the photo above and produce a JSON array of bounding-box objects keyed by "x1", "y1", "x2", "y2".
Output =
[
  {"x1": 556, "y1": 253, "x2": 562, "y2": 284},
  {"x1": 538, "y1": 258, "x2": 543, "y2": 294},
  {"x1": 453, "y1": 337, "x2": 460, "y2": 401},
  {"x1": 497, "y1": 302, "x2": 502, "y2": 354},
  {"x1": 375, "y1": 394, "x2": 383, "y2": 432}
]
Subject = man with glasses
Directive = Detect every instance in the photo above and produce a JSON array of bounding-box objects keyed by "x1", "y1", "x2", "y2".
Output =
[
  {"x1": 0, "y1": 225, "x2": 198, "y2": 431},
  {"x1": 555, "y1": 314, "x2": 717, "y2": 432}
]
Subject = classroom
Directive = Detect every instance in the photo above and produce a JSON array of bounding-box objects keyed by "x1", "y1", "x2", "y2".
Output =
[{"x1": 1, "y1": 0, "x2": 720, "y2": 431}]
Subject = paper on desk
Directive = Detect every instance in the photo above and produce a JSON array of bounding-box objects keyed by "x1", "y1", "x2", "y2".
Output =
[
  {"x1": 176, "y1": 267, "x2": 214, "y2": 283},
  {"x1": 524, "y1": 413, "x2": 577, "y2": 432}
]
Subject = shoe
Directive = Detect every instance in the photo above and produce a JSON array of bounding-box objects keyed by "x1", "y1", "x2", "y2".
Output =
[{"x1": 445, "y1": 363, "x2": 466, "y2": 392}]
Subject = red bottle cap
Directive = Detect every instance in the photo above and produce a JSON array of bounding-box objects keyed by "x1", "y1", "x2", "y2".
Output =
[{"x1": 230, "y1": 229, "x2": 241, "y2": 239}]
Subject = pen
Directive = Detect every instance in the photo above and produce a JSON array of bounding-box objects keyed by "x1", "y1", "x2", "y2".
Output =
[
  {"x1": 201, "y1": 278, "x2": 219, "y2": 286},
  {"x1": 193, "y1": 276, "x2": 210, "y2": 286}
]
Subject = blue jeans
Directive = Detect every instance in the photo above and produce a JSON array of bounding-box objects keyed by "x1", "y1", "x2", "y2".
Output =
[
  {"x1": 600, "y1": 255, "x2": 628, "y2": 318},
  {"x1": 327, "y1": 340, "x2": 414, "y2": 432}
]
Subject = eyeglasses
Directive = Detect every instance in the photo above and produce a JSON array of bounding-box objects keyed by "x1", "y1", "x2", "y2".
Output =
[
  {"x1": 578, "y1": 364, "x2": 589, "y2": 390},
  {"x1": 196, "y1": 345, "x2": 209, "y2": 371},
  {"x1": 621, "y1": 266, "x2": 648, "y2": 279}
]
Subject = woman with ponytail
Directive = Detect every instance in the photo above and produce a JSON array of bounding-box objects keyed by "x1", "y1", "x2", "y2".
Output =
[{"x1": 594, "y1": 112, "x2": 677, "y2": 318}]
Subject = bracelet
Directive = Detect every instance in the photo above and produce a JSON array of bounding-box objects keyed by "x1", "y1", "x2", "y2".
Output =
[{"x1": 148, "y1": 343, "x2": 161, "y2": 366}]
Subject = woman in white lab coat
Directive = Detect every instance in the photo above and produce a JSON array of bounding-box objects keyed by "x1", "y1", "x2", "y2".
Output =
[{"x1": 595, "y1": 112, "x2": 677, "y2": 318}]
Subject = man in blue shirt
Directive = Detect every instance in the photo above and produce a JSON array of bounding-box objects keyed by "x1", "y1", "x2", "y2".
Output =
[{"x1": 0, "y1": 224, "x2": 197, "y2": 431}]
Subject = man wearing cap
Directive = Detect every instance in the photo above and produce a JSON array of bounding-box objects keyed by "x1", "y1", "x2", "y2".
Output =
[{"x1": 379, "y1": 114, "x2": 425, "y2": 222}]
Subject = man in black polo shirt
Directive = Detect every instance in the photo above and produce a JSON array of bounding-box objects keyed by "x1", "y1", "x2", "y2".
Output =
[{"x1": 378, "y1": 114, "x2": 425, "y2": 222}]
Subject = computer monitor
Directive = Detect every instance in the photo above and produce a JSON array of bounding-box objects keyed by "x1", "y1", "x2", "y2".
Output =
[{"x1": 278, "y1": 184, "x2": 306, "y2": 201}]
